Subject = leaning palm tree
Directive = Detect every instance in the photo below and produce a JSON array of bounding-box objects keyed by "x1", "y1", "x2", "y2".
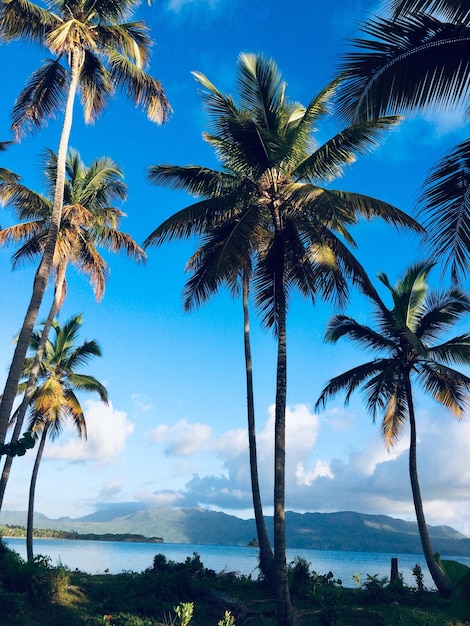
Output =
[
  {"x1": 315, "y1": 261, "x2": 470, "y2": 596},
  {"x1": 336, "y1": 1, "x2": 470, "y2": 282},
  {"x1": 0, "y1": 0, "x2": 170, "y2": 446},
  {"x1": 0, "y1": 147, "x2": 144, "y2": 509},
  {"x1": 144, "y1": 53, "x2": 421, "y2": 625},
  {"x1": 21, "y1": 313, "x2": 108, "y2": 562}
]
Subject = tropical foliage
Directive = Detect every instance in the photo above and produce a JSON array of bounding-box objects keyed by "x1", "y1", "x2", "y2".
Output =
[
  {"x1": 19, "y1": 313, "x2": 108, "y2": 561},
  {"x1": 0, "y1": 148, "x2": 144, "y2": 510},
  {"x1": 316, "y1": 262, "x2": 470, "y2": 595},
  {"x1": 144, "y1": 52, "x2": 421, "y2": 625},
  {"x1": 0, "y1": 0, "x2": 170, "y2": 447},
  {"x1": 336, "y1": 0, "x2": 470, "y2": 282}
]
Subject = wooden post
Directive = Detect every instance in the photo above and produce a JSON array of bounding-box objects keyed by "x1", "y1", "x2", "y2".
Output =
[{"x1": 391, "y1": 557, "x2": 398, "y2": 582}]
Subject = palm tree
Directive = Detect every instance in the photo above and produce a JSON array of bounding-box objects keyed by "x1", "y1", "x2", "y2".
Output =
[
  {"x1": 0, "y1": 147, "x2": 144, "y2": 509},
  {"x1": 315, "y1": 261, "x2": 470, "y2": 596},
  {"x1": 336, "y1": 1, "x2": 470, "y2": 281},
  {"x1": 0, "y1": 0, "x2": 170, "y2": 446},
  {"x1": 21, "y1": 313, "x2": 108, "y2": 561},
  {"x1": 184, "y1": 239, "x2": 275, "y2": 585},
  {"x1": 144, "y1": 53, "x2": 421, "y2": 625}
]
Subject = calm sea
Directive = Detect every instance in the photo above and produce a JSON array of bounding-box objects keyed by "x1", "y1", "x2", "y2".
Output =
[{"x1": 5, "y1": 538, "x2": 470, "y2": 589}]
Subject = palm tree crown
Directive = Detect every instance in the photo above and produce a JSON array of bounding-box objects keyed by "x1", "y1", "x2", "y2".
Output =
[
  {"x1": 20, "y1": 312, "x2": 107, "y2": 561},
  {"x1": 0, "y1": 0, "x2": 171, "y2": 137},
  {"x1": 146, "y1": 53, "x2": 420, "y2": 328},
  {"x1": 23, "y1": 313, "x2": 108, "y2": 437},
  {"x1": 316, "y1": 261, "x2": 470, "y2": 594},
  {"x1": 0, "y1": 147, "x2": 145, "y2": 302}
]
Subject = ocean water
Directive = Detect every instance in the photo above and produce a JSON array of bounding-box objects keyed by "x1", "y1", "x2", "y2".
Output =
[{"x1": 5, "y1": 537, "x2": 470, "y2": 590}]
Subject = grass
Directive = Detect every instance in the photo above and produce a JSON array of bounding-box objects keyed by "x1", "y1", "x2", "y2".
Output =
[{"x1": 0, "y1": 541, "x2": 468, "y2": 625}]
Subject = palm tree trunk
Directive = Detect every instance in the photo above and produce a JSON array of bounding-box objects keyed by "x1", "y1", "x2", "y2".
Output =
[
  {"x1": 242, "y1": 270, "x2": 275, "y2": 586},
  {"x1": 405, "y1": 379, "x2": 453, "y2": 596},
  {"x1": 26, "y1": 426, "x2": 48, "y2": 562},
  {"x1": 0, "y1": 48, "x2": 81, "y2": 446},
  {"x1": 0, "y1": 265, "x2": 66, "y2": 510},
  {"x1": 272, "y1": 229, "x2": 295, "y2": 626}
]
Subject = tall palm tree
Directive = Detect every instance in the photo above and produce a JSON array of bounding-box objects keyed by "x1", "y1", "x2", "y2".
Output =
[
  {"x1": 184, "y1": 239, "x2": 275, "y2": 586},
  {"x1": 0, "y1": 0, "x2": 170, "y2": 446},
  {"x1": 144, "y1": 53, "x2": 421, "y2": 625},
  {"x1": 21, "y1": 313, "x2": 108, "y2": 562},
  {"x1": 336, "y1": 0, "x2": 470, "y2": 281},
  {"x1": 0, "y1": 147, "x2": 144, "y2": 508},
  {"x1": 315, "y1": 261, "x2": 470, "y2": 596}
]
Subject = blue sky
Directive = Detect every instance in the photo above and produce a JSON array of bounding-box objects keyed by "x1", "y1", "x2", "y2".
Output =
[{"x1": 2, "y1": 0, "x2": 470, "y2": 536}]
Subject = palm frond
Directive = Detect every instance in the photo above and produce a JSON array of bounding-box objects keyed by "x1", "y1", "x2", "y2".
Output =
[
  {"x1": 315, "y1": 360, "x2": 388, "y2": 410},
  {"x1": 0, "y1": 0, "x2": 59, "y2": 43},
  {"x1": 144, "y1": 195, "x2": 241, "y2": 247},
  {"x1": 108, "y1": 50, "x2": 171, "y2": 124},
  {"x1": 418, "y1": 139, "x2": 470, "y2": 283},
  {"x1": 295, "y1": 116, "x2": 402, "y2": 182},
  {"x1": 11, "y1": 59, "x2": 68, "y2": 138},
  {"x1": 237, "y1": 53, "x2": 286, "y2": 134},
  {"x1": 390, "y1": 0, "x2": 470, "y2": 23},
  {"x1": 79, "y1": 51, "x2": 114, "y2": 123},
  {"x1": 337, "y1": 13, "x2": 470, "y2": 122},
  {"x1": 325, "y1": 314, "x2": 395, "y2": 352},
  {"x1": 417, "y1": 361, "x2": 470, "y2": 416}
]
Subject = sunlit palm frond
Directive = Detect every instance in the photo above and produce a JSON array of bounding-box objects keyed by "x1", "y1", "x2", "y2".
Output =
[
  {"x1": 237, "y1": 53, "x2": 286, "y2": 134},
  {"x1": 67, "y1": 373, "x2": 108, "y2": 403},
  {"x1": 108, "y1": 50, "x2": 171, "y2": 124},
  {"x1": 417, "y1": 361, "x2": 470, "y2": 416},
  {"x1": 295, "y1": 116, "x2": 402, "y2": 182},
  {"x1": 80, "y1": 51, "x2": 114, "y2": 123},
  {"x1": 283, "y1": 77, "x2": 341, "y2": 164},
  {"x1": 0, "y1": 0, "x2": 59, "y2": 43},
  {"x1": 97, "y1": 22, "x2": 153, "y2": 66},
  {"x1": 380, "y1": 384, "x2": 408, "y2": 448}
]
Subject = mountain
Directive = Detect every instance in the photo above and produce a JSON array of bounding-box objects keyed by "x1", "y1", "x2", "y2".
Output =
[{"x1": 2, "y1": 507, "x2": 470, "y2": 556}]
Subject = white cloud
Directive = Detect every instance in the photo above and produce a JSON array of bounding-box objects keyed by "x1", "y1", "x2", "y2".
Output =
[
  {"x1": 133, "y1": 401, "x2": 470, "y2": 535},
  {"x1": 149, "y1": 418, "x2": 211, "y2": 456},
  {"x1": 131, "y1": 393, "x2": 153, "y2": 414},
  {"x1": 97, "y1": 479, "x2": 124, "y2": 500},
  {"x1": 135, "y1": 489, "x2": 186, "y2": 508},
  {"x1": 45, "y1": 400, "x2": 134, "y2": 463},
  {"x1": 167, "y1": 0, "x2": 220, "y2": 12}
]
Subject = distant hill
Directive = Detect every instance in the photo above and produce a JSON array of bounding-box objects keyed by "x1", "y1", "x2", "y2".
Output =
[{"x1": 2, "y1": 507, "x2": 470, "y2": 556}]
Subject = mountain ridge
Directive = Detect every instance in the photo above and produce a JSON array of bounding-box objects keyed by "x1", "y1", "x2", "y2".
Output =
[{"x1": 1, "y1": 507, "x2": 469, "y2": 556}]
